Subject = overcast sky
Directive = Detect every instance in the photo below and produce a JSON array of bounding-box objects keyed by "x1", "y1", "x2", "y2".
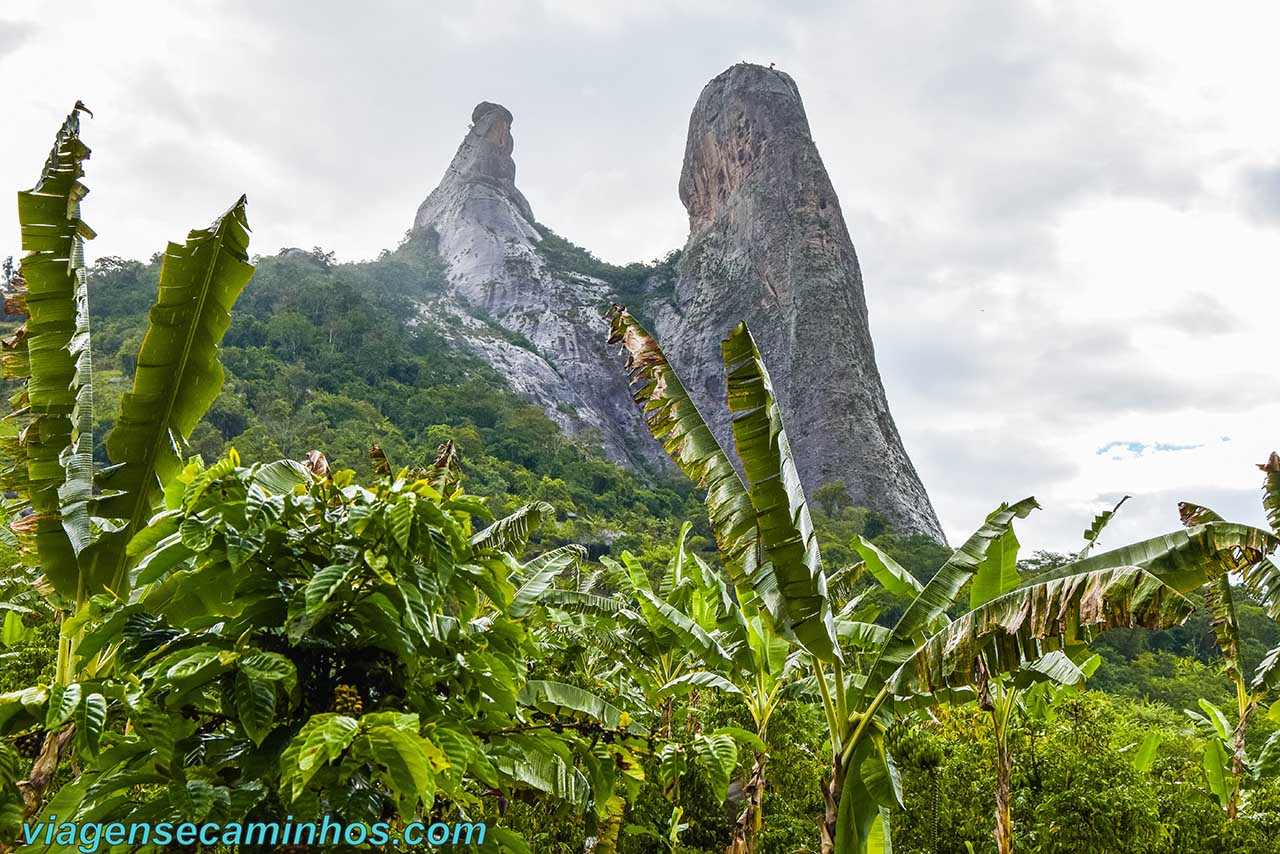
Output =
[{"x1": 2, "y1": 1, "x2": 1277, "y2": 553}]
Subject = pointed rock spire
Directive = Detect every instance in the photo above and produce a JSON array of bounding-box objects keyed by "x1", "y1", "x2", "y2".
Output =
[{"x1": 655, "y1": 63, "x2": 945, "y2": 541}]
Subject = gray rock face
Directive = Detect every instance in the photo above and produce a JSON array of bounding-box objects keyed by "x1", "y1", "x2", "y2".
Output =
[
  {"x1": 410, "y1": 64, "x2": 944, "y2": 541},
  {"x1": 651, "y1": 64, "x2": 944, "y2": 541},
  {"x1": 411, "y1": 102, "x2": 660, "y2": 467}
]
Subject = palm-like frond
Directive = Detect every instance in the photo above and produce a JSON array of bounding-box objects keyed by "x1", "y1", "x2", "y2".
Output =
[
  {"x1": 893, "y1": 566, "x2": 1193, "y2": 696},
  {"x1": 3, "y1": 104, "x2": 95, "y2": 599},
  {"x1": 86, "y1": 197, "x2": 255, "y2": 596},
  {"x1": 471, "y1": 501, "x2": 554, "y2": 552},
  {"x1": 722, "y1": 323, "x2": 838, "y2": 662},
  {"x1": 606, "y1": 308, "x2": 764, "y2": 609}
]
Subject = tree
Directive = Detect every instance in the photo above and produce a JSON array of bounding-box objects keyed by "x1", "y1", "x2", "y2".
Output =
[
  {"x1": 814, "y1": 482, "x2": 850, "y2": 517},
  {"x1": 1180, "y1": 453, "x2": 1280, "y2": 816},
  {"x1": 606, "y1": 305, "x2": 1277, "y2": 853},
  {"x1": 0, "y1": 104, "x2": 256, "y2": 819},
  {"x1": 0, "y1": 454, "x2": 630, "y2": 852}
]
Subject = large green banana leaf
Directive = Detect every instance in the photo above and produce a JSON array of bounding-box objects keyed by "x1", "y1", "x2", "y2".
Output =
[
  {"x1": 892, "y1": 565, "x2": 1193, "y2": 695},
  {"x1": 1176, "y1": 503, "x2": 1246, "y2": 685},
  {"x1": 85, "y1": 197, "x2": 255, "y2": 595},
  {"x1": 471, "y1": 501, "x2": 553, "y2": 552},
  {"x1": 1245, "y1": 455, "x2": 1280, "y2": 617},
  {"x1": 1026, "y1": 522, "x2": 1274, "y2": 595},
  {"x1": 859, "y1": 498, "x2": 1039, "y2": 701},
  {"x1": 606, "y1": 308, "x2": 765, "y2": 608},
  {"x1": 721, "y1": 322, "x2": 839, "y2": 662},
  {"x1": 4, "y1": 104, "x2": 95, "y2": 600},
  {"x1": 968, "y1": 503, "x2": 1023, "y2": 609}
]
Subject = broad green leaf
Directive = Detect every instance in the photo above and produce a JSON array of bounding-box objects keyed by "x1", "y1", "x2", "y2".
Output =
[
  {"x1": 633, "y1": 586, "x2": 733, "y2": 670},
  {"x1": 239, "y1": 651, "x2": 298, "y2": 694},
  {"x1": 249, "y1": 458, "x2": 311, "y2": 494},
  {"x1": 509, "y1": 545, "x2": 584, "y2": 618},
  {"x1": 46, "y1": 682, "x2": 82, "y2": 729},
  {"x1": 280, "y1": 713, "x2": 359, "y2": 799},
  {"x1": 6, "y1": 103, "x2": 95, "y2": 598},
  {"x1": 490, "y1": 751, "x2": 587, "y2": 808},
  {"x1": 86, "y1": 197, "x2": 255, "y2": 596},
  {"x1": 606, "y1": 309, "x2": 762, "y2": 611},
  {"x1": 305, "y1": 563, "x2": 357, "y2": 614},
  {"x1": 657, "y1": 743, "x2": 687, "y2": 801},
  {"x1": 1203, "y1": 738, "x2": 1230, "y2": 808},
  {"x1": 1012, "y1": 650, "x2": 1086, "y2": 690},
  {"x1": 866, "y1": 807, "x2": 894, "y2": 854},
  {"x1": 470, "y1": 501, "x2": 552, "y2": 552},
  {"x1": 1133, "y1": 729, "x2": 1161, "y2": 773},
  {"x1": 723, "y1": 323, "x2": 838, "y2": 662},
  {"x1": 656, "y1": 671, "x2": 744, "y2": 699},
  {"x1": 236, "y1": 671, "x2": 276, "y2": 746},
  {"x1": 1198, "y1": 699, "x2": 1232, "y2": 743},
  {"x1": 835, "y1": 739, "x2": 882, "y2": 854},
  {"x1": 0, "y1": 612, "x2": 28, "y2": 648},
  {"x1": 850, "y1": 535, "x2": 923, "y2": 599},
  {"x1": 358, "y1": 725, "x2": 440, "y2": 817},
  {"x1": 711, "y1": 726, "x2": 768, "y2": 756},
  {"x1": 692, "y1": 732, "x2": 738, "y2": 803},
  {"x1": 387, "y1": 494, "x2": 415, "y2": 551},
  {"x1": 75, "y1": 692, "x2": 107, "y2": 758},
  {"x1": 519, "y1": 680, "x2": 637, "y2": 732},
  {"x1": 969, "y1": 505, "x2": 1022, "y2": 608}
]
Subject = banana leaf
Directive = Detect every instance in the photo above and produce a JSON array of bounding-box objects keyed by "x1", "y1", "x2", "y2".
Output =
[
  {"x1": 86, "y1": 197, "x2": 255, "y2": 595},
  {"x1": 722, "y1": 322, "x2": 838, "y2": 662},
  {"x1": 893, "y1": 565, "x2": 1193, "y2": 696},
  {"x1": 860, "y1": 498, "x2": 1039, "y2": 700},
  {"x1": 5, "y1": 104, "x2": 95, "y2": 599},
  {"x1": 606, "y1": 308, "x2": 765, "y2": 612}
]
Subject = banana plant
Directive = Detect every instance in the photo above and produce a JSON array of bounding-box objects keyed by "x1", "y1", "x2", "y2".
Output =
[
  {"x1": 606, "y1": 305, "x2": 1277, "y2": 853},
  {"x1": 0, "y1": 104, "x2": 255, "y2": 815},
  {"x1": 534, "y1": 524, "x2": 785, "y2": 853},
  {"x1": 4, "y1": 104, "x2": 254, "y2": 624},
  {"x1": 1177, "y1": 453, "x2": 1280, "y2": 817},
  {"x1": 960, "y1": 499, "x2": 1115, "y2": 854}
]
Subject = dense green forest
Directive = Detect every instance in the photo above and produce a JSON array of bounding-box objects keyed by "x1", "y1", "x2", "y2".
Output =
[{"x1": 2, "y1": 105, "x2": 1280, "y2": 854}]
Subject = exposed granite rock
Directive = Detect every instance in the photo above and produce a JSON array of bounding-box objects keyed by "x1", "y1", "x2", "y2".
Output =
[
  {"x1": 411, "y1": 102, "x2": 660, "y2": 467},
  {"x1": 409, "y1": 64, "x2": 944, "y2": 541},
  {"x1": 649, "y1": 63, "x2": 944, "y2": 541}
]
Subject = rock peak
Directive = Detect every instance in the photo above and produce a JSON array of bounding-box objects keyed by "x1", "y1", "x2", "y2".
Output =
[
  {"x1": 414, "y1": 100, "x2": 533, "y2": 232},
  {"x1": 679, "y1": 63, "x2": 811, "y2": 231},
  {"x1": 656, "y1": 62, "x2": 946, "y2": 541}
]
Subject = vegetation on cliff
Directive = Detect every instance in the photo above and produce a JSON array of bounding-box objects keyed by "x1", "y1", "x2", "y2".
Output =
[{"x1": 0, "y1": 106, "x2": 1278, "y2": 854}]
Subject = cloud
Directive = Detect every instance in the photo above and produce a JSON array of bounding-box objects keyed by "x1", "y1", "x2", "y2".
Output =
[
  {"x1": 0, "y1": 1, "x2": 1274, "y2": 552},
  {"x1": 0, "y1": 20, "x2": 35, "y2": 59},
  {"x1": 1096, "y1": 441, "x2": 1204, "y2": 459}
]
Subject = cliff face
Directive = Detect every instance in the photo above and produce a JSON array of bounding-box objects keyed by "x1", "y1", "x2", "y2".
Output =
[
  {"x1": 651, "y1": 64, "x2": 944, "y2": 540},
  {"x1": 410, "y1": 65, "x2": 944, "y2": 541},
  {"x1": 411, "y1": 102, "x2": 660, "y2": 468}
]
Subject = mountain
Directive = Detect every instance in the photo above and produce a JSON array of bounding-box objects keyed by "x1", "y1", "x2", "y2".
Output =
[{"x1": 409, "y1": 64, "x2": 944, "y2": 542}]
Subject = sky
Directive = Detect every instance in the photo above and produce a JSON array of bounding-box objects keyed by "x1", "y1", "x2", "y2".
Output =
[{"x1": 1, "y1": 1, "x2": 1277, "y2": 553}]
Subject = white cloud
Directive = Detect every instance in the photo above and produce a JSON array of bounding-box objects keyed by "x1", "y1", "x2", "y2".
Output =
[{"x1": 0, "y1": 1, "x2": 1274, "y2": 552}]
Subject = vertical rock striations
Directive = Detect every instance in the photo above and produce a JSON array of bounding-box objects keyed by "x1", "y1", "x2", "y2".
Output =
[
  {"x1": 650, "y1": 64, "x2": 944, "y2": 540},
  {"x1": 411, "y1": 102, "x2": 660, "y2": 468},
  {"x1": 409, "y1": 65, "x2": 944, "y2": 541}
]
